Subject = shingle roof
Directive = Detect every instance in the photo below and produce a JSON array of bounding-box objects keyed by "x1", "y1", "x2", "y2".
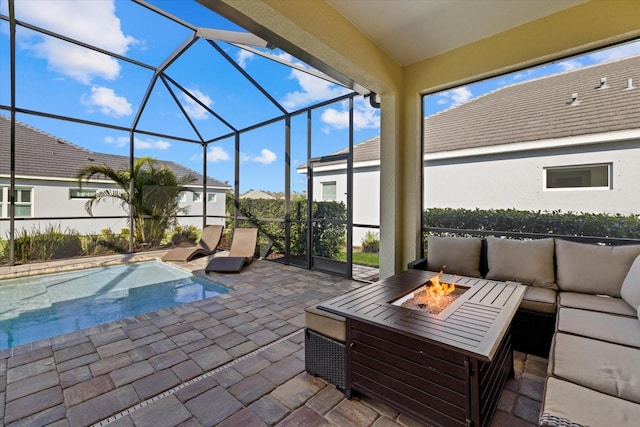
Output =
[
  {"x1": 424, "y1": 54, "x2": 640, "y2": 153},
  {"x1": 0, "y1": 115, "x2": 228, "y2": 188},
  {"x1": 315, "y1": 54, "x2": 640, "y2": 165},
  {"x1": 241, "y1": 190, "x2": 275, "y2": 199}
]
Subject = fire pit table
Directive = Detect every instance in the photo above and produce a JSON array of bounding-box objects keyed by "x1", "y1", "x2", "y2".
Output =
[{"x1": 318, "y1": 269, "x2": 526, "y2": 427}]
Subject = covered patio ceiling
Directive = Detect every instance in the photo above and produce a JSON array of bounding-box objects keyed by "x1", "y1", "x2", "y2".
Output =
[{"x1": 326, "y1": 0, "x2": 588, "y2": 66}]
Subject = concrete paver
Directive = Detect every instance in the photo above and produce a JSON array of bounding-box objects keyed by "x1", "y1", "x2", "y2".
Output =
[{"x1": 0, "y1": 255, "x2": 546, "y2": 426}]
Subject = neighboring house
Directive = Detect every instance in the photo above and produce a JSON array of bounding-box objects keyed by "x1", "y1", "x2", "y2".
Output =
[
  {"x1": 0, "y1": 115, "x2": 229, "y2": 236},
  {"x1": 300, "y1": 55, "x2": 640, "y2": 239},
  {"x1": 241, "y1": 190, "x2": 276, "y2": 200}
]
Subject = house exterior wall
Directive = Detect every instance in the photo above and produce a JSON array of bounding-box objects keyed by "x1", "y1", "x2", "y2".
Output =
[
  {"x1": 424, "y1": 140, "x2": 640, "y2": 215},
  {"x1": 0, "y1": 178, "x2": 226, "y2": 236},
  {"x1": 308, "y1": 138, "x2": 640, "y2": 241},
  {"x1": 311, "y1": 165, "x2": 380, "y2": 244}
]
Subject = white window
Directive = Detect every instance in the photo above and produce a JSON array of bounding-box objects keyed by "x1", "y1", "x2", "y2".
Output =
[
  {"x1": 177, "y1": 192, "x2": 187, "y2": 203},
  {"x1": 14, "y1": 188, "x2": 32, "y2": 217},
  {"x1": 545, "y1": 164, "x2": 611, "y2": 189},
  {"x1": 0, "y1": 187, "x2": 4, "y2": 217},
  {"x1": 207, "y1": 193, "x2": 217, "y2": 203},
  {"x1": 70, "y1": 189, "x2": 97, "y2": 199},
  {"x1": 193, "y1": 192, "x2": 202, "y2": 202},
  {"x1": 321, "y1": 181, "x2": 337, "y2": 201}
]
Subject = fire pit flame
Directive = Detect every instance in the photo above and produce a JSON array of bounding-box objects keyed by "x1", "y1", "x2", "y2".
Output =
[
  {"x1": 396, "y1": 272, "x2": 461, "y2": 314},
  {"x1": 417, "y1": 273, "x2": 456, "y2": 313}
]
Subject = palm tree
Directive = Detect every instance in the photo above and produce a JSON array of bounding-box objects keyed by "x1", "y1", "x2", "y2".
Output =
[{"x1": 76, "y1": 157, "x2": 197, "y2": 247}]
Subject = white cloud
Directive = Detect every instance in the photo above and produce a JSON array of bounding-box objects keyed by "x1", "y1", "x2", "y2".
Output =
[
  {"x1": 81, "y1": 86, "x2": 132, "y2": 117},
  {"x1": 206, "y1": 146, "x2": 230, "y2": 163},
  {"x1": 14, "y1": 0, "x2": 138, "y2": 83},
  {"x1": 558, "y1": 59, "x2": 584, "y2": 72},
  {"x1": 511, "y1": 69, "x2": 535, "y2": 81},
  {"x1": 134, "y1": 137, "x2": 171, "y2": 151},
  {"x1": 181, "y1": 88, "x2": 214, "y2": 120},
  {"x1": 242, "y1": 148, "x2": 277, "y2": 164},
  {"x1": 589, "y1": 41, "x2": 640, "y2": 62},
  {"x1": 104, "y1": 135, "x2": 128, "y2": 148},
  {"x1": 273, "y1": 51, "x2": 349, "y2": 110},
  {"x1": 236, "y1": 49, "x2": 255, "y2": 69},
  {"x1": 435, "y1": 86, "x2": 473, "y2": 107},
  {"x1": 320, "y1": 98, "x2": 380, "y2": 132}
]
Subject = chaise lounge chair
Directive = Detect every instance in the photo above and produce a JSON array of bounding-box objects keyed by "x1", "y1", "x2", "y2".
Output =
[
  {"x1": 205, "y1": 227, "x2": 258, "y2": 273},
  {"x1": 162, "y1": 224, "x2": 224, "y2": 262}
]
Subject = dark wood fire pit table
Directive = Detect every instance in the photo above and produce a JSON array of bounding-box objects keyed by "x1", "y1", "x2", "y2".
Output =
[{"x1": 318, "y1": 269, "x2": 526, "y2": 427}]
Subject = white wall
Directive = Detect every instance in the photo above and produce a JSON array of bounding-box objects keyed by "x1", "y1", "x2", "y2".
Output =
[
  {"x1": 311, "y1": 164, "x2": 381, "y2": 245},
  {"x1": 0, "y1": 178, "x2": 227, "y2": 237},
  {"x1": 424, "y1": 141, "x2": 640, "y2": 215}
]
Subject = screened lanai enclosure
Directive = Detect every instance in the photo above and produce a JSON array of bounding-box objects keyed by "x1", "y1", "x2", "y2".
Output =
[{"x1": 0, "y1": 0, "x2": 381, "y2": 278}]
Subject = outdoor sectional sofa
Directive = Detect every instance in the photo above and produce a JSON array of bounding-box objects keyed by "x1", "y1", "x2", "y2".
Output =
[{"x1": 304, "y1": 235, "x2": 640, "y2": 427}]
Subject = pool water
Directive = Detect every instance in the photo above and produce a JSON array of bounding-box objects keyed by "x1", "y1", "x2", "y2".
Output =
[{"x1": 0, "y1": 261, "x2": 228, "y2": 350}]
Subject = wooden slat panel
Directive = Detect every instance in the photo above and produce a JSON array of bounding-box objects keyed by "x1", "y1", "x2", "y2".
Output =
[
  {"x1": 352, "y1": 331, "x2": 467, "y2": 378},
  {"x1": 352, "y1": 366, "x2": 468, "y2": 424},
  {"x1": 352, "y1": 349, "x2": 466, "y2": 405}
]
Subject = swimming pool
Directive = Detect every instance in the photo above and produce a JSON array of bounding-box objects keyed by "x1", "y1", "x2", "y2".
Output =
[{"x1": 0, "y1": 261, "x2": 229, "y2": 350}]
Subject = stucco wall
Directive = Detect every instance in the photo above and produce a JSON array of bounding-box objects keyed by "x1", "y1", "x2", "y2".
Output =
[
  {"x1": 0, "y1": 179, "x2": 226, "y2": 236},
  {"x1": 424, "y1": 139, "x2": 640, "y2": 215}
]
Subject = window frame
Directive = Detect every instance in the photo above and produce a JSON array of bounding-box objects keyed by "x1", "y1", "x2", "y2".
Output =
[
  {"x1": 69, "y1": 188, "x2": 97, "y2": 199},
  {"x1": 543, "y1": 163, "x2": 612, "y2": 190},
  {"x1": 14, "y1": 187, "x2": 33, "y2": 217},
  {"x1": 193, "y1": 192, "x2": 202, "y2": 203},
  {"x1": 320, "y1": 181, "x2": 337, "y2": 201},
  {"x1": 207, "y1": 193, "x2": 217, "y2": 203}
]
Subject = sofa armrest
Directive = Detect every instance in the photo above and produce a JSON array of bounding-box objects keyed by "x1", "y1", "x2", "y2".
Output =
[{"x1": 408, "y1": 257, "x2": 428, "y2": 270}]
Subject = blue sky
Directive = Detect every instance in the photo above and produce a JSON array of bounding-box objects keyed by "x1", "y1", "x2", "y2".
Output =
[
  {"x1": 0, "y1": 0, "x2": 380, "y2": 193},
  {"x1": 424, "y1": 40, "x2": 640, "y2": 117},
  {"x1": 1, "y1": 1, "x2": 639, "y2": 193}
]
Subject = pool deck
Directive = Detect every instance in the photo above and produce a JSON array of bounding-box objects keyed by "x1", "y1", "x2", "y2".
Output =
[{"x1": 0, "y1": 253, "x2": 546, "y2": 426}]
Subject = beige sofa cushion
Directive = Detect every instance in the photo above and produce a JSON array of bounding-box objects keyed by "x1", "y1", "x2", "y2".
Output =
[
  {"x1": 485, "y1": 237, "x2": 556, "y2": 289},
  {"x1": 305, "y1": 304, "x2": 346, "y2": 342},
  {"x1": 558, "y1": 292, "x2": 637, "y2": 317},
  {"x1": 621, "y1": 255, "x2": 640, "y2": 309},
  {"x1": 426, "y1": 236, "x2": 482, "y2": 278},
  {"x1": 555, "y1": 239, "x2": 640, "y2": 297},
  {"x1": 519, "y1": 286, "x2": 557, "y2": 314},
  {"x1": 541, "y1": 377, "x2": 640, "y2": 427},
  {"x1": 549, "y1": 332, "x2": 640, "y2": 403},
  {"x1": 557, "y1": 307, "x2": 640, "y2": 348}
]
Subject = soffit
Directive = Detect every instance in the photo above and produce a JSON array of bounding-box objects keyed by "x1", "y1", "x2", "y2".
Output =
[{"x1": 326, "y1": 0, "x2": 588, "y2": 66}]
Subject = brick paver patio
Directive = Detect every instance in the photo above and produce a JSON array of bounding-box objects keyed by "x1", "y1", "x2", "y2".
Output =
[{"x1": 0, "y1": 253, "x2": 546, "y2": 426}]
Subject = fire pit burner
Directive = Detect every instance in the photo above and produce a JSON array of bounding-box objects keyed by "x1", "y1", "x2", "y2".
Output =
[{"x1": 391, "y1": 273, "x2": 468, "y2": 314}]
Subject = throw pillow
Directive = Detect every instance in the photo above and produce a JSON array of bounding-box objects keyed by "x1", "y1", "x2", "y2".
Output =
[
  {"x1": 485, "y1": 237, "x2": 556, "y2": 288},
  {"x1": 555, "y1": 240, "x2": 640, "y2": 297},
  {"x1": 621, "y1": 255, "x2": 640, "y2": 309},
  {"x1": 426, "y1": 236, "x2": 482, "y2": 278}
]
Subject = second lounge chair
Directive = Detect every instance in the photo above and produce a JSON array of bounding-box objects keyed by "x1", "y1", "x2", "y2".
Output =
[
  {"x1": 162, "y1": 224, "x2": 224, "y2": 262},
  {"x1": 205, "y1": 227, "x2": 258, "y2": 273}
]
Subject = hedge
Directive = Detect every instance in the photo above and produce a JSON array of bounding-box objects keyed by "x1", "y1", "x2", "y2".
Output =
[
  {"x1": 227, "y1": 196, "x2": 346, "y2": 259},
  {"x1": 423, "y1": 208, "x2": 640, "y2": 240}
]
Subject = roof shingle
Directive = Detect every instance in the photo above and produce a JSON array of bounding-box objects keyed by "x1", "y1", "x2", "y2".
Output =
[{"x1": 0, "y1": 115, "x2": 228, "y2": 188}]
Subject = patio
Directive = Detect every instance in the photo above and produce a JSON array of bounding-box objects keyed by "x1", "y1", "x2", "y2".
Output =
[{"x1": 0, "y1": 254, "x2": 546, "y2": 426}]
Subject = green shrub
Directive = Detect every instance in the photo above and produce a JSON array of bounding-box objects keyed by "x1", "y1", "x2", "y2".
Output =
[
  {"x1": 423, "y1": 208, "x2": 640, "y2": 245},
  {"x1": 169, "y1": 225, "x2": 199, "y2": 246},
  {"x1": 361, "y1": 231, "x2": 380, "y2": 253},
  {"x1": 4, "y1": 225, "x2": 83, "y2": 262},
  {"x1": 226, "y1": 195, "x2": 346, "y2": 259},
  {"x1": 84, "y1": 228, "x2": 128, "y2": 255}
]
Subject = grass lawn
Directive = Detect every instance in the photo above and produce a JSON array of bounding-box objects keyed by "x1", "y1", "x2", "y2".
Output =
[{"x1": 339, "y1": 251, "x2": 379, "y2": 267}]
